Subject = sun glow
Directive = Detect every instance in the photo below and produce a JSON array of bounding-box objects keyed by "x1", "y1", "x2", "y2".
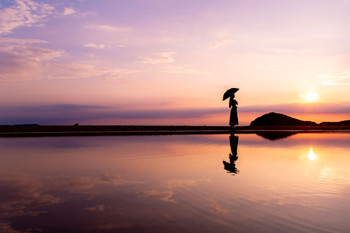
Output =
[{"x1": 300, "y1": 92, "x2": 319, "y2": 102}]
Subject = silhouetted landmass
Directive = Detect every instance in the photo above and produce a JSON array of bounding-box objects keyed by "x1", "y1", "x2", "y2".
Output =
[
  {"x1": 250, "y1": 112, "x2": 317, "y2": 126},
  {"x1": 1, "y1": 118, "x2": 350, "y2": 137},
  {"x1": 320, "y1": 120, "x2": 350, "y2": 126},
  {"x1": 0, "y1": 125, "x2": 230, "y2": 137}
]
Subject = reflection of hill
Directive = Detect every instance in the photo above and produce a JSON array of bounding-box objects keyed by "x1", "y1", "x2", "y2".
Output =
[
  {"x1": 256, "y1": 132, "x2": 296, "y2": 141},
  {"x1": 250, "y1": 112, "x2": 317, "y2": 126}
]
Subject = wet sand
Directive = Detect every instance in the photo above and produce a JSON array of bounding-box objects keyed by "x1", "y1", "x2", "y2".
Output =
[{"x1": 0, "y1": 125, "x2": 350, "y2": 137}]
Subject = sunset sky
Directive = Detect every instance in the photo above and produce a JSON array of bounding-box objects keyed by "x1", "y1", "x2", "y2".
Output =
[{"x1": 0, "y1": 0, "x2": 349, "y2": 125}]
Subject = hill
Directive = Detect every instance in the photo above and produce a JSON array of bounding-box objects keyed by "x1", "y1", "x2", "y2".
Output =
[
  {"x1": 250, "y1": 112, "x2": 317, "y2": 126},
  {"x1": 319, "y1": 120, "x2": 350, "y2": 126}
]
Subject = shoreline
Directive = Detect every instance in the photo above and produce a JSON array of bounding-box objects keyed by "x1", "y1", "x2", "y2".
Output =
[{"x1": 1, "y1": 125, "x2": 350, "y2": 137}]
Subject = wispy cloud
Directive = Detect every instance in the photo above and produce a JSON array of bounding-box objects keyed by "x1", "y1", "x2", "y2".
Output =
[
  {"x1": 138, "y1": 52, "x2": 175, "y2": 64},
  {"x1": 166, "y1": 178, "x2": 210, "y2": 189},
  {"x1": 83, "y1": 42, "x2": 106, "y2": 49},
  {"x1": 31, "y1": 62, "x2": 133, "y2": 81},
  {"x1": 0, "y1": 38, "x2": 136, "y2": 81},
  {"x1": 63, "y1": 7, "x2": 76, "y2": 16},
  {"x1": 0, "y1": 38, "x2": 63, "y2": 80},
  {"x1": 142, "y1": 189, "x2": 175, "y2": 203},
  {"x1": 85, "y1": 205, "x2": 106, "y2": 212},
  {"x1": 262, "y1": 48, "x2": 296, "y2": 54},
  {"x1": 0, "y1": 173, "x2": 62, "y2": 218},
  {"x1": 211, "y1": 204, "x2": 229, "y2": 214},
  {"x1": 0, "y1": 172, "x2": 129, "y2": 218},
  {"x1": 162, "y1": 66, "x2": 199, "y2": 74},
  {"x1": 0, "y1": 41, "x2": 63, "y2": 61},
  {"x1": 0, "y1": 0, "x2": 54, "y2": 35},
  {"x1": 85, "y1": 24, "x2": 132, "y2": 33},
  {"x1": 211, "y1": 39, "x2": 235, "y2": 49},
  {"x1": 0, "y1": 37, "x2": 47, "y2": 45},
  {"x1": 319, "y1": 70, "x2": 350, "y2": 86}
]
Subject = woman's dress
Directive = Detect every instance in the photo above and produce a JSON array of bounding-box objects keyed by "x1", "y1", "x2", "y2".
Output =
[{"x1": 229, "y1": 98, "x2": 238, "y2": 126}]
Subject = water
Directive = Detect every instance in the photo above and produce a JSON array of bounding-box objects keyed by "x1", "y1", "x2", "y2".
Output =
[{"x1": 0, "y1": 133, "x2": 349, "y2": 233}]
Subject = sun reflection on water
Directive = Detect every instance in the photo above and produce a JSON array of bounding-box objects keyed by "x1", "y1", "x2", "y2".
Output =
[
  {"x1": 308, "y1": 147, "x2": 316, "y2": 160},
  {"x1": 299, "y1": 147, "x2": 317, "y2": 161}
]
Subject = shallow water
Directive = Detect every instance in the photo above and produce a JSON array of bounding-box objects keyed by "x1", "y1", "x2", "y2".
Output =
[{"x1": 0, "y1": 133, "x2": 350, "y2": 233}]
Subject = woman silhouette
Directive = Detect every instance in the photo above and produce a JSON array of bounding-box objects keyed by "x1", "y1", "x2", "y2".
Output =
[{"x1": 229, "y1": 94, "x2": 238, "y2": 127}]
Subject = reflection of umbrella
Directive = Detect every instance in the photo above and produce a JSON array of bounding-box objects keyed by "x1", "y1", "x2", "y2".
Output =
[{"x1": 223, "y1": 88, "x2": 239, "y2": 100}]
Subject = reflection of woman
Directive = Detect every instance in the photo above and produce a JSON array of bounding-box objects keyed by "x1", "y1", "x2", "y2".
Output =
[
  {"x1": 229, "y1": 94, "x2": 238, "y2": 127},
  {"x1": 223, "y1": 133, "x2": 239, "y2": 174}
]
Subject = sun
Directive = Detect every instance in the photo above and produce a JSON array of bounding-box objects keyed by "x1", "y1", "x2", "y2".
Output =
[
  {"x1": 305, "y1": 92, "x2": 318, "y2": 102},
  {"x1": 300, "y1": 92, "x2": 319, "y2": 102}
]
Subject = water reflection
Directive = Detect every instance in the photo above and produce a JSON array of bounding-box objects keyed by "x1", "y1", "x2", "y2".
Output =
[
  {"x1": 223, "y1": 132, "x2": 239, "y2": 175},
  {"x1": 0, "y1": 134, "x2": 350, "y2": 233},
  {"x1": 299, "y1": 147, "x2": 318, "y2": 161},
  {"x1": 256, "y1": 132, "x2": 296, "y2": 140},
  {"x1": 308, "y1": 148, "x2": 316, "y2": 160}
]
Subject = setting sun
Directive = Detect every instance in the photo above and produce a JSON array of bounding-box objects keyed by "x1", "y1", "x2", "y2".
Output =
[
  {"x1": 306, "y1": 92, "x2": 319, "y2": 102},
  {"x1": 300, "y1": 92, "x2": 319, "y2": 102}
]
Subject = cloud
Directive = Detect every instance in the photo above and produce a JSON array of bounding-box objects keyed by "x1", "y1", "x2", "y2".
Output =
[
  {"x1": 85, "y1": 205, "x2": 106, "y2": 212},
  {"x1": 239, "y1": 102, "x2": 350, "y2": 114},
  {"x1": 142, "y1": 179, "x2": 210, "y2": 204},
  {"x1": 0, "y1": 38, "x2": 136, "y2": 81},
  {"x1": 166, "y1": 178, "x2": 210, "y2": 189},
  {"x1": 39, "y1": 62, "x2": 132, "y2": 80},
  {"x1": 0, "y1": 221, "x2": 24, "y2": 233},
  {"x1": 0, "y1": 104, "x2": 109, "y2": 124},
  {"x1": 262, "y1": 48, "x2": 296, "y2": 54},
  {"x1": 0, "y1": 42, "x2": 64, "y2": 61},
  {"x1": 138, "y1": 52, "x2": 175, "y2": 64},
  {"x1": 0, "y1": 173, "x2": 61, "y2": 218},
  {"x1": 211, "y1": 39, "x2": 235, "y2": 49},
  {"x1": 0, "y1": 102, "x2": 349, "y2": 125},
  {"x1": 141, "y1": 189, "x2": 175, "y2": 203},
  {"x1": 50, "y1": 174, "x2": 125, "y2": 194},
  {"x1": 0, "y1": 37, "x2": 47, "y2": 45},
  {"x1": 162, "y1": 66, "x2": 200, "y2": 74},
  {"x1": 319, "y1": 70, "x2": 350, "y2": 86},
  {"x1": 85, "y1": 24, "x2": 132, "y2": 33},
  {"x1": 211, "y1": 204, "x2": 229, "y2": 214},
  {"x1": 0, "y1": 172, "x2": 132, "y2": 219},
  {"x1": 0, "y1": 105, "x2": 225, "y2": 125},
  {"x1": 83, "y1": 42, "x2": 106, "y2": 49},
  {"x1": 0, "y1": 39, "x2": 63, "y2": 80},
  {"x1": 0, "y1": 0, "x2": 54, "y2": 35},
  {"x1": 63, "y1": 7, "x2": 76, "y2": 16}
]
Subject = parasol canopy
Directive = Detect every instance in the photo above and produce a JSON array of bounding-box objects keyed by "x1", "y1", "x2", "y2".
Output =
[{"x1": 223, "y1": 88, "x2": 239, "y2": 101}]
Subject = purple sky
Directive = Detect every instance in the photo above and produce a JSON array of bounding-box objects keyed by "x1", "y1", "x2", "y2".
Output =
[{"x1": 0, "y1": 0, "x2": 349, "y2": 125}]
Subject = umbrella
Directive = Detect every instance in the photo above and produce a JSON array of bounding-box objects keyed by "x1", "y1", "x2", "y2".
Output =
[{"x1": 223, "y1": 88, "x2": 239, "y2": 101}]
